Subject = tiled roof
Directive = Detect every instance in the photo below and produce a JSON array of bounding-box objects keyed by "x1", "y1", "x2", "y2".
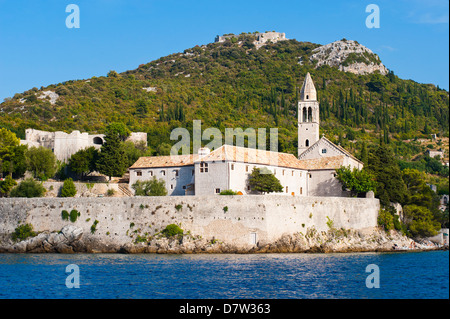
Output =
[
  {"x1": 130, "y1": 144, "x2": 357, "y2": 171},
  {"x1": 130, "y1": 154, "x2": 198, "y2": 169},
  {"x1": 195, "y1": 145, "x2": 307, "y2": 170}
]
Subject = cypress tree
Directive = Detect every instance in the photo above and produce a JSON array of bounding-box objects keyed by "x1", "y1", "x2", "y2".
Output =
[{"x1": 96, "y1": 133, "x2": 128, "y2": 181}]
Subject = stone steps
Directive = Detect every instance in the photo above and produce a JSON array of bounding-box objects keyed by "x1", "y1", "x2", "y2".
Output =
[{"x1": 118, "y1": 183, "x2": 133, "y2": 197}]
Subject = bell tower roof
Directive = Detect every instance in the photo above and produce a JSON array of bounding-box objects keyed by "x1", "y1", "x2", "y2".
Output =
[{"x1": 300, "y1": 72, "x2": 317, "y2": 101}]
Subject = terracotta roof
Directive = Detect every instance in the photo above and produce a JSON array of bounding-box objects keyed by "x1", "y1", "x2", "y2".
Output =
[
  {"x1": 195, "y1": 145, "x2": 307, "y2": 170},
  {"x1": 130, "y1": 154, "x2": 198, "y2": 169}
]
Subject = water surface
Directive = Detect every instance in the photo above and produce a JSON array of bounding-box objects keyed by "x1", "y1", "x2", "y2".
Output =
[{"x1": 0, "y1": 251, "x2": 447, "y2": 299}]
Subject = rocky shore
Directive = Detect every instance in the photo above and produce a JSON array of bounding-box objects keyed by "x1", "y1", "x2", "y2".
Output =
[{"x1": 0, "y1": 225, "x2": 446, "y2": 254}]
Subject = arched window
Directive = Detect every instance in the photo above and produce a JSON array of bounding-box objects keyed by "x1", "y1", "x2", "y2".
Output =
[
  {"x1": 308, "y1": 107, "x2": 312, "y2": 122},
  {"x1": 302, "y1": 107, "x2": 307, "y2": 122},
  {"x1": 93, "y1": 137, "x2": 103, "y2": 145},
  {"x1": 306, "y1": 95, "x2": 309, "y2": 100},
  {"x1": 305, "y1": 139, "x2": 310, "y2": 147}
]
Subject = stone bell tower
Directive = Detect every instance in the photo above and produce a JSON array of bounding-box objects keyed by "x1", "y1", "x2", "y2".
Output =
[{"x1": 298, "y1": 72, "x2": 320, "y2": 157}]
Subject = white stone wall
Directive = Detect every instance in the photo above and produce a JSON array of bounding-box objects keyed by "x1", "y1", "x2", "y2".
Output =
[
  {"x1": 0, "y1": 196, "x2": 380, "y2": 249},
  {"x1": 129, "y1": 166, "x2": 194, "y2": 196},
  {"x1": 20, "y1": 128, "x2": 147, "y2": 163},
  {"x1": 228, "y1": 162, "x2": 308, "y2": 196},
  {"x1": 307, "y1": 169, "x2": 347, "y2": 197},
  {"x1": 194, "y1": 161, "x2": 229, "y2": 195}
]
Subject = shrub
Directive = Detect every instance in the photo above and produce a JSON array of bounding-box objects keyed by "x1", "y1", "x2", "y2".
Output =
[
  {"x1": 161, "y1": 224, "x2": 183, "y2": 238},
  {"x1": 90, "y1": 220, "x2": 99, "y2": 234},
  {"x1": 12, "y1": 223, "x2": 36, "y2": 242},
  {"x1": 60, "y1": 178, "x2": 77, "y2": 197},
  {"x1": 9, "y1": 178, "x2": 46, "y2": 198},
  {"x1": 107, "y1": 188, "x2": 115, "y2": 196},
  {"x1": 0, "y1": 176, "x2": 17, "y2": 197},
  {"x1": 61, "y1": 210, "x2": 69, "y2": 220},
  {"x1": 132, "y1": 177, "x2": 167, "y2": 196},
  {"x1": 223, "y1": 206, "x2": 229, "y2": 212},
  {"x1": 377, "y1": 208, "x2": 394, "y2": 231},
  {"x1": 175, "y1": 204, "x2": 182, "y2": 211},
  {"x1": 69, "y1": 209, "x2": 80, "y2": 223},
  {"x1": 219, "y1": 189, "x2": 238, "y2": 195}
]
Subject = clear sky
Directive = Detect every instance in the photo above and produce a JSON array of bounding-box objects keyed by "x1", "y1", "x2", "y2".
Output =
[{"x1": 0, "y1": 0, "x2": 448, "y2": 101}]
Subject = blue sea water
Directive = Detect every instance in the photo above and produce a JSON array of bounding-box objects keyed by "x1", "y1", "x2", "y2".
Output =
[{"x1": 0, "y1": 251, "x2": 448, "y2": 299}]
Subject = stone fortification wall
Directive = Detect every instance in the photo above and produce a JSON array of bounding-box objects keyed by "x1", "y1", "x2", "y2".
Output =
[{"x1": 0, "y1": 196, "x2": 379, "y2": 252}]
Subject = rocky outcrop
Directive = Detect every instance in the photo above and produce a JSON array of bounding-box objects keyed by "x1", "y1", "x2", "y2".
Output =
[
  {"x1": 2, "y1": 225, "x2": 444, "y2": 254},
  {"x1": 0, "y1": 225, "x2": 83, "y2": 253},
  {"x1": 309, "y1": 39, "x2": 388, "y2": 75}
]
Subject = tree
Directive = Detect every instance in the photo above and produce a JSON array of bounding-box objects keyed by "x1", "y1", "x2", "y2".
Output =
[
  {"x1": 96, "y1": 132, "x2": 128, "y2": 181},
  {"x1": 403, "y1": 204, "x2": 441, "y2": 237},
  {"x1": 0, "y1": 175, "x2": 17, "y2": 197},
  {"x1": 360, "y1": 142, "x2": 368, "y2": 166},
  {"x1": 25, "y1": 146, "x2": 56, "y2": 180},
  {"x1": 10, "y1": 178, "x2": 46, "y2": 198},
  {"x1": 105, "y1": 122, "x2": 130, "y2": 142},
  {"x1": 0, "y1": 128, "x2": 20, "y2": 177},
  {"x1": 335, "y1": 166, "x2": 377, "y2": 197},
  {"x1": 11, "y1": 145, "x2": 28, "y2": 178},
  {"x1": 123, "y1": 141, "x2": 152, "y2": 167},
  {"x1": 248, "y1": 167, "x2": 283, "y2": 194},
  {"x1": 367, "y1": 144, "x2": 407, "y2": 206},
  {"x1": 60, "y1": 178, "x2": 77, "y2": 197},
  {"x1": 132, "y1": 177, "x2": 167, "y2": 196},
  {"x1": 68, "y1": 147, "x2": 99, "y2": 179}
]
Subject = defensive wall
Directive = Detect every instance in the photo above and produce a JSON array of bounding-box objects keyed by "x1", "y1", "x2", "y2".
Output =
[{"x1": 0, "y1": 196, "x2": 379, "y2": 249}]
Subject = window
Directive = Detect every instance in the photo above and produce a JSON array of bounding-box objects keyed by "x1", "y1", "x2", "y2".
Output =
[
  {"x1": 136, "y1": 171, "x2": 142, "y2": 176},
  {"x1": 215, "y1": 188, "x2": 220, "y2": 194},
  {"x1": 247, "y1": 185, "x2": 251, "y2": 191},
  {"x1": 305, "y1": 139, "x2": 310, "y2": 147},
  {"x1": 274, "y1": 169, "x2": 276, "y2": 175},
  {"x1": 175, "y1": 170, "x2": 179, "y2": 177},
  {"x1": 286, "y1": 186, "x2": 288, "y2": 193},
  {"x1": 282, "y1": 170, "x2": 285, "y2": 176},
  {"x1": 292, "y1": 171, "x2": 294, "y2": 176},
  {"x1": 192, "y1": 169, "x2": 194, "y2": 176},
  {"x1": 322, "y1": 148, "x2": 327, "y2": 154},
  {"x1": 170, "y1": 184, "x2": 174, "y2": 190},
  {"x1": 182, "y1": 185, "x2": 187, "y2": 190},
  {"x1": 161, "y1": 170, "x2": 165, "y2": 176},
  {"x1": 300, "y1": 187, "x2": 303, "y2": 195},
  {"x1": 231, "y1": 164, "x2": 234, "y2": 170},
  {"x1": 150, "y1": 171, "x2": 153, "y2": 176},
  {"x1": 200, "y1": 162, "x2": 209, "y2": 173},
  {"x1": 246, "y1": 165, "x2": 249, "y2": 172}
]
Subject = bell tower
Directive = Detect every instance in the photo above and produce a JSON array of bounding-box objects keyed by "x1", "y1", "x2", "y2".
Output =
[{"x1": 298, "y1": 72, "x2": 320, "y2": 157}]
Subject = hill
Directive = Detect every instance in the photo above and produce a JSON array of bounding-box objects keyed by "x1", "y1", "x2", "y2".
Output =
[{"x1": 0, "y1": 32, "x2": 448, "y2": 164}]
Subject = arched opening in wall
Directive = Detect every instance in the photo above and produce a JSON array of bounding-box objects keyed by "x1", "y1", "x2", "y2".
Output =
[
  {"x1": 93, "y1": 137, "x2": 104, "y2": 145},
  {"x1": 305, "y1": 139, "x2": 309, "y2": 147},
  {"x1": 306, "y1": 95, "x2": 309, "y2": 100},
  {"x1": 302, "y1": 107, "x2": 307, "y2": 122},
  {"x1": 308, "y1": 107, "x2": 312, "y2": 122}
]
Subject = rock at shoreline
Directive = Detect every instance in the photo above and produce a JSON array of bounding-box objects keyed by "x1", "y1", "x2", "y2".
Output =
[{"x1": 0, "y1": 226, "x2": 445, "y2": 254}]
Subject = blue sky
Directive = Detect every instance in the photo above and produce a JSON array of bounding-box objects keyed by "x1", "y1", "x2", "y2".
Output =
[{"x1": 0, "y1": 0, "x2": 448, "y2": 101}]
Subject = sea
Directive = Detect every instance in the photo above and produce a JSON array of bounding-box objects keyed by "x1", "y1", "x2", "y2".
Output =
[{"x1": 0, "y1": 251, "x2": 448, "y2": 300}]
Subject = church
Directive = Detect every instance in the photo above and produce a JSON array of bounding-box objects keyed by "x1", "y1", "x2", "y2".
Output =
[{"x1": 129, "y1": 73, "x2": 363, "y2": 197}]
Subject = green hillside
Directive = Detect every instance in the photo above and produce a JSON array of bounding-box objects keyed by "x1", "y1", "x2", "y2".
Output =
[{"x1": 1, "y1": 33, "x2": 449, "y2": 163}]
